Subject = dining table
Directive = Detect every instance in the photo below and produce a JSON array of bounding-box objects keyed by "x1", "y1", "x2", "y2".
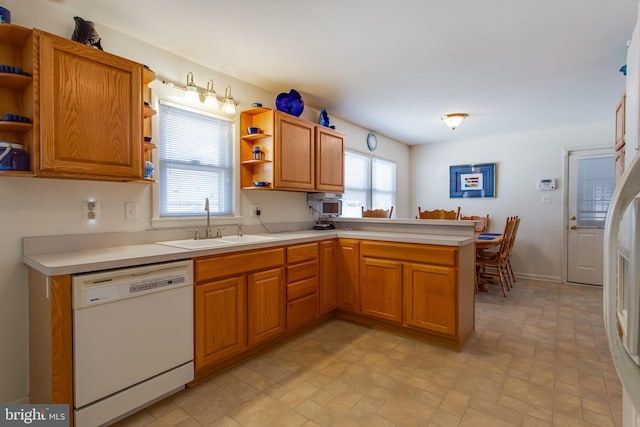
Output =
[
  {"x1": 475, "y1": 233, "x2": 503, "y2": 292},
  {"x1": 475, "y1": 232, "x2": 503, "y2": 249}
]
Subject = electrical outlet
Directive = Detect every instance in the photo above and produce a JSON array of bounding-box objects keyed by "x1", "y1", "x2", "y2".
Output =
[
  {"x1": 86, "y1": 201, "x2": 100, "y2": 221},
  {"x1": 541, "y1": 194, "x2": 552, "y2": 204},
  {"x1": 125, "y1": 201, "x2": 138, "y2": 220},
  {"x1": 249, "y1": 204, "x2": 261, "y2": 216}
]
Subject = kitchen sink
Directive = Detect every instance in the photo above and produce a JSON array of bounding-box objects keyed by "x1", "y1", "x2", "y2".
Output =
[
  {"x1": 156, "y1": 239, "x2": 233, "y2": 250},
  {"x1": 156, "y1": 234, "x2": 277, "y2": 250},
  {"x1": 219, "y1": 235, "x2": 277, "y2": 243}
]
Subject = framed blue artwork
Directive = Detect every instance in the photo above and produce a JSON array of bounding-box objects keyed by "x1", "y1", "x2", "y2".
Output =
[{"x1": 450, "y1": 163, "x2": 496, "y2": 198}]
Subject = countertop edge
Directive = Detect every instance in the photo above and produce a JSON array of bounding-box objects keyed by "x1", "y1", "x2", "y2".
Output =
[{"x1": 24, "y1": 230, "x2": 475, "y2": 276}]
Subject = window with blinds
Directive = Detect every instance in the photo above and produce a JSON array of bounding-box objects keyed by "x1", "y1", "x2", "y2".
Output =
[
  {"x1": 158, "y1": 101, "x2": 234, "y2": 217},
  {"x1": 342, "y1": 150, "x2": 396, "y2": 217}
]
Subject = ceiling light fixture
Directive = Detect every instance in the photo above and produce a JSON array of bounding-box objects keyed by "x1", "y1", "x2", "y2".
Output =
[
  {"x1": 161, "y1": 73, "x2": 237, "y2": 114},
  {"x1": 441, "y1": 113, "x2": 468, "y2": 131}
]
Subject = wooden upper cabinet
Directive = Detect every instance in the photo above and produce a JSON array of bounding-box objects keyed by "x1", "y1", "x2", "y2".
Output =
[
  {"x1": 615, "y1": 94, "x2": 625, "y2": 151},
  {"x1": 241, "y1": 109, "x2": 344, "y2": 192},
  {"x1": 315, "y1": 126, "x2": 344, "y2": 192},
  {"x1": 35, "y1": 30, "x2": 143, "y2": 180},
  {"x1": 275, "y1": 111, "x2": 314, "y2": 190}
]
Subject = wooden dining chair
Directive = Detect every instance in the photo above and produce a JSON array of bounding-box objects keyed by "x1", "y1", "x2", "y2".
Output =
[
  {"x1": 505, "y1": 216, "x2": 520, "y2": 287},
  {"x1": 417, "y1": 206, "x2": 460, "y2": 220},
  {"x1": 460, "y1": 214, "x2": 489, "y2": 232},
  {"x1": 362, "y1": 206, "x2": 393, "y2": 218},
  {"x1": 476, "y1": 216, "x2": 518, "y2": 297}
]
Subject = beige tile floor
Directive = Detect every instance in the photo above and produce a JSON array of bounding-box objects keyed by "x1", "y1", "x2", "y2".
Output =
[{"x1": 115, "y1": 279, "x2": 621, "y2": 427}]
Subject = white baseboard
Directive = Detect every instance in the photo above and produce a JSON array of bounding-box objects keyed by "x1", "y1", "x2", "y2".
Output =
[{"x1": 514, "y1": 272, "x2": 563, "y2": 283}]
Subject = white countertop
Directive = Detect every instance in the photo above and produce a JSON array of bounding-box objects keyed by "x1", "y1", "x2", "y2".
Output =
[{"x1": 23, "y1": 230, "x2": 474, "y2": 276}]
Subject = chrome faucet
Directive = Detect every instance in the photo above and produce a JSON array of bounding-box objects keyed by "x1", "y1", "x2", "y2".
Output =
[
  {"x1": 204, "y1": 198, "x2": 212, "y2": 238},
  {"x1": 237, "y1": 224, "x2": 243, "y2": 237}
]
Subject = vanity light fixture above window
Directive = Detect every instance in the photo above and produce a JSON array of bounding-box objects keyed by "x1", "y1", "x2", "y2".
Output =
[{"x1": 161, "y1": 72, "x2": 237, "y2": 115}]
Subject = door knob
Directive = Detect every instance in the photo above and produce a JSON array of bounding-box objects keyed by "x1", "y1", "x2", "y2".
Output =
[
  {"x1": 570, "y1": 216, "x2": 576, "y2": 221},
  {"x1": 570, "y1": 225, "x2": 577, "y2": 230}
]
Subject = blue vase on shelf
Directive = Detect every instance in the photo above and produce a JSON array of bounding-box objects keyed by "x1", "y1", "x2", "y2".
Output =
[{"x1": 319, "y1": 108, "x2": 330, "y2": 127}]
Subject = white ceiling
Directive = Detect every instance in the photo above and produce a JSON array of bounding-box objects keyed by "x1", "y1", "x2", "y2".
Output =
[{"x1": 47, "y1": 0, "x2": 636, "y2": 145}]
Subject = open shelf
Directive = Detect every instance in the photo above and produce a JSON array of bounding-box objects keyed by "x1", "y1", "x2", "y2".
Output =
[
  {"x1": 241, "y1": 159, "x2": 272, "y2": 165},
  {"x1": 0, "y1": 73, "x2": 32, "y2": 90},
  {"x1": 0, "y1": 121, "x2": 32, "y2": 133},
  {"x1": 0, "y1": 24, "x2": 32, "y2": 45},
  {"x1": 241, "y1": 133, "x2": 271, "y2": 141}
]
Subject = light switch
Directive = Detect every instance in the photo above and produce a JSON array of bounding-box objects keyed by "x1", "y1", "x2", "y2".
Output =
[{"x1": 541, "y1": 194, "x2": 552, "y2": 204}]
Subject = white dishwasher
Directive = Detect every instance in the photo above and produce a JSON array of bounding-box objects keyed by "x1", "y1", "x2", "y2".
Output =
[{"x1": 72, "y1": 259, "x2": 194, "y2": 427}]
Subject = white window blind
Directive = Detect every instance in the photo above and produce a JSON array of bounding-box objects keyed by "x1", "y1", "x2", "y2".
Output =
[
  {"x1": 158, "y1": 101, "x2": 234, "y2": 217},
  {"x1": 372, "y1": 157, "x2": 396, "y2": 210},
  {"x1": 343, "y1": 150, "x2": 396, "y2": 217}
]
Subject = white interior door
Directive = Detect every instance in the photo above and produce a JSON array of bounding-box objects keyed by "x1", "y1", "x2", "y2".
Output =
[{"x1": 567, "y1": 148, "x2": 615, "y2": 285}]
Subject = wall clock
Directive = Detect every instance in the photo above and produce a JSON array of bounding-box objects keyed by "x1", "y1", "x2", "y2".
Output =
[{"x1": 367, "y1": 132, "x2": 378, "y2": 152}]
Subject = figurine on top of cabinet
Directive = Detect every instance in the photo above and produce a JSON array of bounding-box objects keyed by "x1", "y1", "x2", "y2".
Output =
[{"x1": 71, "y1": 16, "x2": 103, "y2": 50}]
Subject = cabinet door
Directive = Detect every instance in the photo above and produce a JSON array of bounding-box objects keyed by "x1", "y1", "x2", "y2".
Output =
[
  {"x1": 337, "y1": 239, "x2": 359, "y2": 312},
  {"x1": 319, "y1": 240, "x2": 337, "y2": 314},
  {"x1": 360, "y1": 257, "x2": 403, "y2": 323},
  {"x1": 275, "y1": 111, "x2": 314, "y2": 190},
  {"x1": 195, "y1": 276, "x2": 246, "y2": 369},
  {"x1": 247, "y1": 267, "x2": 285, "y2": 346},
  {"x1": 37, "y1": 30, "x2": 143, "y2": 179},
  {"x1": 403, "y1": 263, "x2": 456, "y2": 336},
  {"x1": 315, "y1": 127, "x2": 344, "y2": 192}
]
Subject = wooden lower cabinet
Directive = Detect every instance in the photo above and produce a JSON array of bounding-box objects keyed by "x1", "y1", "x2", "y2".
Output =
[
  {"x1": 286, "y1": 242, "x2": 320, "y2": 329},
  {"x1": 247, "y1": 267, "x2": 286, "y2": 346},
  {"x1": 403, "y1": 263, "x2": 456, "y2": 336},
  {"x1": 337, "y1": 239, "x2": 359, "y2": 312},
  {"x1": 355, "y1": 240, "x2": 474, "y2": 349},
  {"x1": 360, "y1": 257, "x2": 403, "y2": 323},
  {"x1": 319, "y1": 239, "x2": 337, "y2": 314},
  {"x1": 195, "y1": 276, "x2": 246, "y2": 369}
]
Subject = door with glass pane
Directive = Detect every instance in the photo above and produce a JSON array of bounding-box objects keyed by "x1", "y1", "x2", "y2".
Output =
[{"x1": 567, "y1": 148, "x2": 615, "y2": 285}]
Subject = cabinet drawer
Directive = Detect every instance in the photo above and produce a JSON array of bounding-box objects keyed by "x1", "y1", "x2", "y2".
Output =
[
  {"x1": 360, "y1": 241, "x2": 457, "y2": 267},
  {"x1": 287, "y1": 260, "x2": 318, "y2": 283},
  {"x1": 195, "y1": 248, "x2": 285, "y2": 282},
  {"x1": 287, "y1": 242, "x2": 319, "y2": 264},
  {"x1": 287, "y1": 293, "x2": 319, "y2": 330},
  {"x1": 287, "y1": 277, "x2": 318, "y2": 302}
]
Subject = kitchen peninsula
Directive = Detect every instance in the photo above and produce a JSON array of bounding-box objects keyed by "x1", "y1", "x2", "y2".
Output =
[{"x1": 24, "y1": 219, "x2": 476, "y2": 424}]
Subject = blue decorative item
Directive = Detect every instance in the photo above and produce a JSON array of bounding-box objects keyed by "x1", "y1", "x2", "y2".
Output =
[
  {"x1": 275, "y1": 89, "x2": 304, "y2": 117},
  {"x1": 0, "y1": 7, "x2": 10, "y2": 24},
  {"x1": 319, "y1": 108, "x2": 330, "y2": 127},
  {"x1": 620, "y1": 64, "x2": 628, "y2": 76}
]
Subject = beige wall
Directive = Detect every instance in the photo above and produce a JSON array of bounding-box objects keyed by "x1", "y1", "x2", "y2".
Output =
[{"x1": 410, "y1": 121, "x2": 614, "y2": 282}]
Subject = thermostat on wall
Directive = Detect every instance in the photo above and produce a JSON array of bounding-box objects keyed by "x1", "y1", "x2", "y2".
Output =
[{"x1": 537, "y1": 178, "x2": 556, "y2": 191}]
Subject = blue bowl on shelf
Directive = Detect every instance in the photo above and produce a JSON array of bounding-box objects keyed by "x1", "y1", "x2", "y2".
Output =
[
  {"x1": 247, "y1": 127, "x2": 261, "y2": 135},
  {"x1": 253, "y1": 181, "x2": 269, "y2": 187}
]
